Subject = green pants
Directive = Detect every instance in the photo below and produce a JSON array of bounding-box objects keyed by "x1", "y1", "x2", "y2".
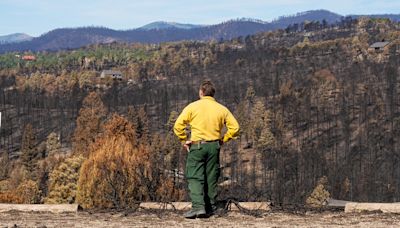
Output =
[{"x1": 185, "y1": 141, "x2": 220, "y2": 211}]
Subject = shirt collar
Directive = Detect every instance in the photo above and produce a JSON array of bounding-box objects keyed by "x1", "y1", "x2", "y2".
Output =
[{"x1": 201, "y1": 96, "x2": 216, "y2": 101}]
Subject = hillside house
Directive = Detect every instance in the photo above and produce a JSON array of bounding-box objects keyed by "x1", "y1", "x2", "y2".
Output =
[
  {"x1": 22, "y1": 55, "x2": 36, "y2": 61},
  {"x1": 100, "y1": 70, "x2": 123, "y2": 80},
  {"x1": 369, "y1": 41, "x2": 390, "y2": 52}
]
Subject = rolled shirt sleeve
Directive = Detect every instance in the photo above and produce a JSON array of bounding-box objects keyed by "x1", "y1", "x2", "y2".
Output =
[{"x1": 174, "y1": 106, "x2": 191, "y2": 143}]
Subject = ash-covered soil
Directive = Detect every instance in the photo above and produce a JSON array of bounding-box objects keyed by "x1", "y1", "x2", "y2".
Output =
[{"x1": 1, "y1": 210, "x2": 400, "y2": 227}]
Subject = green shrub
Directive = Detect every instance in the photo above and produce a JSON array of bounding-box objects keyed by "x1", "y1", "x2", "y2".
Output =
[
  {"x1": 306, "y1": 176, "x2": 330, "y2": 208},
  {"x1": 45, "y1": 155, "x2": 85, "y2": 204}
]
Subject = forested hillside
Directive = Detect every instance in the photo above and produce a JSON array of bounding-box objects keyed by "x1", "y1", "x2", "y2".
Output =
[
  {"x1": 0, "y1": 17, "x2": 400, "y2": 207},
  {"x1": 2, "y1": 9, "x2": 399, "y2": 53}
]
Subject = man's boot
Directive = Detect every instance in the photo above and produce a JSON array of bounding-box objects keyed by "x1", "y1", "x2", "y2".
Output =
[
  {"x1": 208, "y1": 204, "x2": 226, "y2": 217},
  {"x1": 184, "y1": 208, "x2": 207, "y2": 219}
]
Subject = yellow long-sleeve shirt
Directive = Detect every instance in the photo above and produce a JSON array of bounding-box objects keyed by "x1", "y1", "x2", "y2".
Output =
[{"x1": 174, "y1": 96, "x2": 240, "y2": 143}]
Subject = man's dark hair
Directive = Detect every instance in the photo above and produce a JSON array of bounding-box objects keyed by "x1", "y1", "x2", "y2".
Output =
[{"x1": 200, "y1": 80, "x2": 215, "y2": 97}]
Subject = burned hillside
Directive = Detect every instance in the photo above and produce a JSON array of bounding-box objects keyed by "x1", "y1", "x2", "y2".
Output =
[{"x1": 0, "y1": 17, "x2": 400, "y2": 205}]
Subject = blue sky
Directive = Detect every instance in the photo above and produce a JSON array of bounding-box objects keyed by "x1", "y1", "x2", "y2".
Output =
[{"x1": 0, "y1": 0, "x2": 399, "y2": 36}]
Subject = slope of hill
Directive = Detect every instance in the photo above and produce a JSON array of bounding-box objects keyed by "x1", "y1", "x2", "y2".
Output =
[
  {"x1": 139, "y1": 21, "x2": 204, "y2": 30},
  {"x1": 0, "y1": 21, "x2": 275, "y2": 53},
  {"x1": 1, "y1": 18, "x2": 400, "y2": 204},
  {"x1": 272, "y1": 9, "x2": 342, "y2": 26},
  {"x1": 0, "y1": 10, "x2": 399, "y2": 53},
  {"x1": 15, "y1": 27, "x2": 121, "y2": 51},
  {"x1": 0, "y1": 10, "x2": 347, "y2": 53},
  {"x1": 0, "y1": 33, "x2": 33, "y2": 44},
  {"x1": 350, "y1": 14, "x2": 400, "y2": 21}
]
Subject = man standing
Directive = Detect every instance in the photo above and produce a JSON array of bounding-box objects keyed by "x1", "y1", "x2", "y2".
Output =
[{"x1": 174, "y1": 80, "x2": 240, "y2": 218}]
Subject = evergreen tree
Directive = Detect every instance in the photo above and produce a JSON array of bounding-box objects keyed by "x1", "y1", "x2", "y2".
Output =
[
  {"x1": 166, "y1": 110, "x2": 179, "y2": 131},
  {"x1": 20, "y1": 124, "x2": 38, "y2": 178},
  {"x1": 250, "y1": 99, "x2": 266, "y2": 142},
  {"x1": 257, "y1": 110, "x2": 276, "y2": 151},
  {"x1": 72, "y1": 92, "x2": 107, "y2": 156},
  {"x1": 127, "y1": 105, "x2": 150, "y2": 142},
  {"x1": 46, "y1": 155, "x2": 85, "y2": 204},
  {"x1": 46, "y1": 132, "x2": 61, "y2": 157},
  {"x1": 0, "y1": 151, "x2": 9, "y2": 180},
  {"x1": 137, "y1": 106, "x2": 150, "y2": 142},
  {"x1": 306, "y1": 176, "x2": 330, "y2": 208},
  {"x1": 164, "y1": 111, "x2": 181, "y2": 169},
  {"x1": 245, "y1": 85, "x2": 256, "y2": 105},
  {"x1": 127, "y1": 105, "x2": 139, "y2": 129}
]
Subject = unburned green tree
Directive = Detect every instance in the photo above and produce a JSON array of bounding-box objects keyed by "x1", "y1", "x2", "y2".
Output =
[
  {"x1": 306, "y1": 176, "x2": 330, "y2": 208},
  {"x1": 46, "y1": 132, "x2": 61, "y2": 157},
  {"x1": 257, "y1": 109, "x2": 276, "y2": 151},
  {"x1": 46, "y1": 155, "x2": 85, "y2": 204}
]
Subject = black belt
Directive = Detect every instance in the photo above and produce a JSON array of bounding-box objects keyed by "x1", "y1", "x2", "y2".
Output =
[{"x1": 191, "y1": 139, "x2": 220, "y2": 145}]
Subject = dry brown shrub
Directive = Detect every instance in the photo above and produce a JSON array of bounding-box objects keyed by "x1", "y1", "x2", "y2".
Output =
[
  {"x1": 16, "y1": 180, "x2": 42, "y2": 204},
  {"x1": 156, "y1": 178, "x2": 186, "y2": 202},
  {"x1": 7, "y1": 165, "x2": 28, "y2": 190},
  {"x1": 0, "y1": 179, "x2": 10, "y2": 192},
  {"x1": 77, "y1": 137, "x2": 150, "y2": 208},
  {"x1": 0, "y1": 192, "x2": 24, "y2": 203},
  {"x1": 77, "y1": 114, "x2": 161, "y2": 209},
  {"x1": 0, "y1": 179, "x2": 42, "y2": 204}
]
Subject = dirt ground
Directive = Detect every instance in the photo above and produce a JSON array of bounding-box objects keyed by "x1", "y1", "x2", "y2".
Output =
[{"x1": 1, "y1": 210, "x2": 400, "y2": 228}]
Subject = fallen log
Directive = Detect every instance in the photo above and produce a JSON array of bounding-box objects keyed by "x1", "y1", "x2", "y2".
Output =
[
  {"x1": 139, "y1": 202, "x2": 192, "y2": 210},
  {"x1": 327, "y1": 199, "x2": 353, "y2": 208},
  {"x1": 0, "y1": 204, "x2": 80, "y2": 213},
  {"x1": 345, "y1": 202, "x2": 400, "y2": 213},
  {"x1": 229, "y1": 202, "x2": 271, "y2": 211},
  {"x1": 139, "y1": 202, "x2": 271, "y2": 211}
]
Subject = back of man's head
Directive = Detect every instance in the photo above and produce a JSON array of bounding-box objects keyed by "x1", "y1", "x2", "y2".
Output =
[{"x1": 200, "y1": 80, "x2": 215, "y2": 97}]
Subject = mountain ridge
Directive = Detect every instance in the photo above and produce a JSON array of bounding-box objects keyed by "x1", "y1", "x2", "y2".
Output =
[
  {"x1": 1, "y1": 9, "x2": 400, "y2": 53},
  {"x1": 138, "y1": 21, "x2": 204, "y2": 30},
  {"x1": 0, "y1": 33, "x2": 33, "y2": 44}
]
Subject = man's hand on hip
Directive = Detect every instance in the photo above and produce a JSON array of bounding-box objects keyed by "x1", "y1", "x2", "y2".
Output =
[{"x1": 183, "y1": 140, "x2": 192, "y2": 152}]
